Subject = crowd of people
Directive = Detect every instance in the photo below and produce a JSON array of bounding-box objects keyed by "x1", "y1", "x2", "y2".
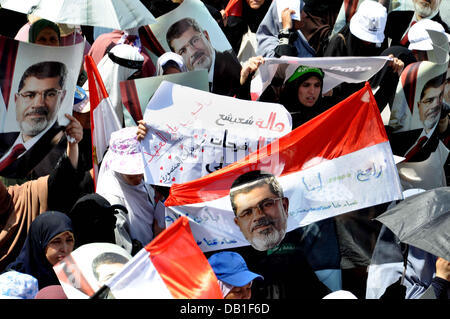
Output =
[{"x1": 0, "y1": 0, "x2": 449, "y2": 300}]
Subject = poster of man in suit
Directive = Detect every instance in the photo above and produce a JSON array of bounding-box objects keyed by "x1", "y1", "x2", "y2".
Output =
[
  {"x1": 0, "y1": 34, "x2": 84, "y2": 178},
  {"x1": 149, "y1": 0, "x2": 242, "y2": 97}
]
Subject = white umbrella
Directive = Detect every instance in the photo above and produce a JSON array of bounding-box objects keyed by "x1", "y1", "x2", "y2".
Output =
[{"x1": 0, "y1": 0, "x2": 157, "y2": 30}]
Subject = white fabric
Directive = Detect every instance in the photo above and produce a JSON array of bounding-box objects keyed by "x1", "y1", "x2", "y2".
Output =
[
  {"x1": 237, "y1": 27, "x2": 258, "y2": 65},
  {"x1": 155, "y1": 52, "x2": 187, "y2": 76},
  {"x1": 165, "y1": 142, "x2": 403, "y2": 253},
  {"x1": 0, "y1": 0, "x2": 157, "y2": 30},
  {"x1": 251, "y1": 56, "x2": 390, "y2": 103},
  {"x1": 91, "y1": 98, "x2": 122, "y2": 184},
  {"x1": 85, "y1": 44, "x2": 144, "y2": 124},
  {"x1": 218, "y1": 280, "x2": 233, "y2": 298},
  {"x1": 107, "y1": 249, "x2": 173, "y2": 299},
  {"x1": 323, "y1": 290, "x2": 357, "y2": 299},
  {"x1": 97, "y1": 150, "x2": 161, "y2": 249}
]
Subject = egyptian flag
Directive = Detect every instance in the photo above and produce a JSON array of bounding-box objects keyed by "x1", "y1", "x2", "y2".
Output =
[
  {"x1": 97, "y1": 216, "x2": 223, "y2": 299},
  {"x1": 164, "y1": 83, "x2": 403, "y2": 252},
  {"x1": 85, "y1": 55, "x2": 122, "y2": 189}
]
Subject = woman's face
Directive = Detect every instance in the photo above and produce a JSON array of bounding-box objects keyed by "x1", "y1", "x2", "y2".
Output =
[
  {"x1": 246, "y1": 0, "x2": 265, "y2": 10},
  {"x1": 45, "y1": 231, "x2": 75, "y2": 265},
  {"x1": 163, "y1": 65, "x2": 182, "y2": 75},
  {"x1": 35, "y1": 27, "x2": 60, "y2": 46},
  {"x1": 297, "y1": 76, "x2": 322, "y2": 107},
  {"x1": 121, "y1": 173, "x2": 144, "y2": 186}
]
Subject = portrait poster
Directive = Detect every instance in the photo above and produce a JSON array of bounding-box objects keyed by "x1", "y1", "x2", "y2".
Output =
[
  {"x1": 388, "y1": 55, "x2": 449, "y2": 190},
  {"x1": 164, "y1": 84, "x2": 403, "y2": 252},
  {"x1": 120, "y1": 69, "x2": 209, "y2": 127},
  {"x1": 140, "y1": 81, "x2": 292, "y2": 186},
  {"x1": 0, "y1": 35, "x2": 84, "y2": 178},
  {"x1": 149, "y1": 0, "x2": 233, "y2": 55},
  {"x1": 147, "y1": 0, "x2": 242, "y2": 93},
  {"x1": 54, "y1": 243, "x2": 132, "y2": 299}
]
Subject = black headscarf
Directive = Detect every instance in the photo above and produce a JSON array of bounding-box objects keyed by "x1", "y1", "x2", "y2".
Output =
[
  {"x1": 225, "y1": 0, "x2": 272, "y2": 52},
  {"x1": 280, "y1": 67, "x2": 327, "y2": 129},
  {"x1": 241, "y1": 0, "x2": 272, "y2": 33},
  {"x1": 67, "y1": 193, "x2": 126, "y2": 249},
  {"x1": 5, "y1": 211, "x2": 73, "y2": 289},
  {"x1": 370, "y1": 45, "x2": 417, "y2": 112}
]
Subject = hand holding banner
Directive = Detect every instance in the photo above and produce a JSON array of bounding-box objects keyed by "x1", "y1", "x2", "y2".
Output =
[{"x1": 141, "y1": 81, "x2": 292, "y2": 186}]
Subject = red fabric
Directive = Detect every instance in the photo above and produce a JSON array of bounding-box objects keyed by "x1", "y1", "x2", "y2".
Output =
[
  {"x1": 139, "y1": 25, "x2": 166, "y2": 57},
  {"x1": 344, "y1": 0, "x2": 359, "y2": 23},
  {"x1": 0, "y1": 144, "x2": 26, "y2": 172},
  {"x1": 400, "y1": 62, "x2": 421, "y2": 113},
  {"x1": 0, "y1": 35, "x2": 19, "y2": 109},
  {"x1": 165, "y1": 83, "x2": 388, "y2": 206},
  {"x1": 404, "y1": 135, "x2": 427, "y2": 162},
  {"x1": 119, "y1": 80, "x2": 143, "y2": 124},
  {"x1": 146, "y1": 216, "x2": 223, "y2": 299},
  {"x1": 224, "y1": 0, "x2": 243, "y2": 17},
  {"x1": 85, "y1": 55, "x2": 109, "y2": 189}
]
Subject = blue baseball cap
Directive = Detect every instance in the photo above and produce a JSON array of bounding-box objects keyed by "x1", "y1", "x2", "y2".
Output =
[{"x1": 208, "y1": 252, "x2": 263, "y2": 287}]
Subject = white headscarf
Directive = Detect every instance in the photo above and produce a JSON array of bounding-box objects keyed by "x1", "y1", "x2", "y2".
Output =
[
  {"x1": 155, "y1": 52, "x2": 187, "y2": 76},
  {"x1": 96, "y1": 127, "x2": 160, "y2": 248},
  {"x1": 83, "y1": 44, "x2": 144, "y2": 124}
]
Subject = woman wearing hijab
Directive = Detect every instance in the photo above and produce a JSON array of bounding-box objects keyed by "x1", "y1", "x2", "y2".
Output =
[
  {"x1": 28, "y1": 19, "x2": 61, "y2": 46},
  {"x1": 155, "y1": 52, "x2": 187, "y2": 76},
  {"x1": 96, "y1": 126, "x2": 165, "y2": 255},
  {"x1": 279, "y1": 65, "x2": 327, "y2": 128},
  {"x1": 4, "y1": 211, "x2": 74, "y2": 290},
  {"x1": 223, "y1": 0, "x2": 272, "y2": 60}
]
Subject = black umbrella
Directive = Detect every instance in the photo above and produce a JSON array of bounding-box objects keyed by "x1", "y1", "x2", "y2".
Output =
[{"x1": 375, "y1": 187, "x2": 450, "y2": 261}]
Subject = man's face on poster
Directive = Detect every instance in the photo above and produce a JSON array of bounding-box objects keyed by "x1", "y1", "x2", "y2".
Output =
[
  {"x1": 413, "y1": 0, "x2": 441, "y2": 19},
  {"x1": 169, "y1": 26, "x2": 214, "y2": 72},
  {"x1": 15, "y1": 76, "x2": 66, "y2": 140},
  {"x1": 418, "y1": 83, "x2": 444, "y2": 133},
  {"x1": 233, "y1": 183, "x2": 289, "y2": 251},
  {"x1": 94, "y1": 262, "x2": 126, "y2": 287}
]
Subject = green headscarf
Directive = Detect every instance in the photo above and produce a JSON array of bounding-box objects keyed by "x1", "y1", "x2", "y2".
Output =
[
  {"x1": 28, "y1": 19, "x2": 61, "y2": 43},
  {"x1": 287, "y1": 65, "x2": 324, "y2": 83}
]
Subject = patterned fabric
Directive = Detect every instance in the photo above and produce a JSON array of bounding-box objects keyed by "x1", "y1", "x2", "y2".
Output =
[{"x1": 0, "y1": 270, "x2": 39, "y2": 299}]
